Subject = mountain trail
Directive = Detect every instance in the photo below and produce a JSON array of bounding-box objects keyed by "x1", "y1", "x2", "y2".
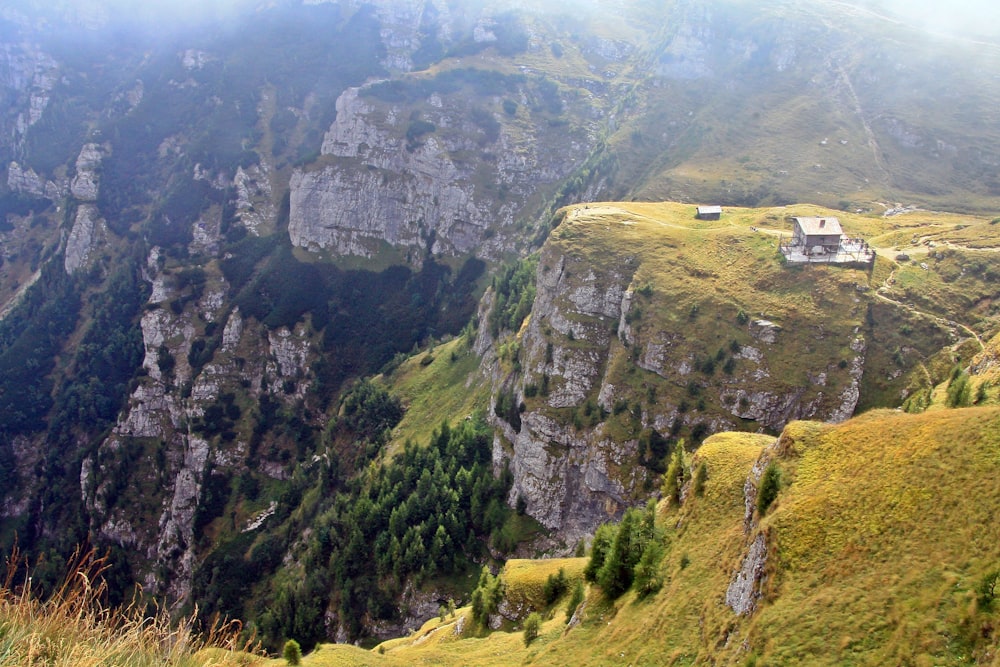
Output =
[
  {"x1": 875, "y1": 268, "x2": 984, "y2": 352},
  {"x1": 0, "y1": 268, "x2": 42, "y2": 322}
]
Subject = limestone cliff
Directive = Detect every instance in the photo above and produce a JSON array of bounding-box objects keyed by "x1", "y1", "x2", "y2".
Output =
[
  {"x1": 290, "y1": 79, "x2": 597, "y2": 262},
  {"x1": 83, "y1": 248, "x2": 322, "y2": 601},
  {"x1": 479, "y1": 204, "x2": 883, "y2": 547}
]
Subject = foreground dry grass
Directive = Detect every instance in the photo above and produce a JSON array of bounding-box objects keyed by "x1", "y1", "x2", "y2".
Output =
[{"x1": 0, "y1": 549, "x2": 262, "y2": 667}]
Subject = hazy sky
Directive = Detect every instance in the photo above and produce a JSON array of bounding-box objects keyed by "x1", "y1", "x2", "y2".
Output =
[
  {"x1": 6, "y1": 0, "x2": 999, "y2": 38},
  {"x1": 869, "y1": 0, "x2": 1000, "y2": 36}
]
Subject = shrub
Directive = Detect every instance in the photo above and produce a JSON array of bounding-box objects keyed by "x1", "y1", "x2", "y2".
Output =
[
  {"x1": 542, "y1": 568, "x2": 568, "y2": 604},
  {"x1": 756, "y1": 462, "x2": 781, "y2": 515},
  {"x1": 633, "y1": 537, "x2": 665, "y2": 598},
  {"x1": 596, "y1": 509, "x2": 640, "y2": 598},
  {"x1": 946, "y1": 368, "x2": 972, "y2": 408},
  {"x1": 523, "y1": 612, "x2": 541, "y2": 645},
  {"x1": 584, "y1": 523, "x2": 616, "y2": 582},
  {"x1": 978, "y1": 569, "x2": 1000, "y2": 611},
  {"x1": 662, "y1": 444, "x2": 687, "y2": 504},
  {"x1": 283, "y1": 639, "x2": 302, "y2": 665},
  {"x1": 693, "y1": 462, "x2": 708, "y2": 497},
  {"x1": 471, "y1": 567, "x2": 505, "y2": 626},
  {"x1": 566, "y1": 579, "x2": 585, "y2": 622}
]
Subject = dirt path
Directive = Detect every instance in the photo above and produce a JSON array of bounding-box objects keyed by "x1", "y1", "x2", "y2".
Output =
[
  {"x1": 0, "y1": 268, "x2": 42, "y2": 322},
  {"x1": 875, "y1": 267, "x2": 984, "y2": 352}
]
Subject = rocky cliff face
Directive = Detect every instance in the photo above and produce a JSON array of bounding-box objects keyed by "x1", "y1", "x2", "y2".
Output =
[
  {"x1": 0, "y1": 0, "x2": 997, "y2": 644},
  {"x1": 289, "y1": 77, "x2": 597, "y2": 262},
  {"x1": 479, "y1": 206, "x2": 875, "y2": 548},
  {"x1": 0, "y1": 41, "x2": 59, "y2": 157},
  {"x1": 84, "y1": 248, "x2": 321, "y2": 600},
  {"x1": 65, "y1": 143, "x2": 107, "y2": 274}
]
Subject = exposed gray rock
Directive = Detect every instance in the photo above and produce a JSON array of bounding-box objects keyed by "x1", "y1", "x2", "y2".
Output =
[
  {"x1": 221, "y1": 308, "x2": 244, "y2": 352},
  {"x1": 7, "y1": 161, "x2": 44, "y2": 196},
  {"x1": 725, "y1": 533, "x2": 767, "y2": 616},
  {"x1": 115, "y1": 383, "x2": 176, "y2": 438},
  {"x1": 189, "y1": 214, "x2": 221, "y2": 257},
  {"x1": 64, "y1": 203, "x2": 104, "y2": 274},
  {"x1": 181, "y1": 49, "x2": 211, "y2": 70},
  {"x1": 749, "y1": 319, "x2": 781, "y2": 344},
  {"x1": 828, "y1": 335, "x2": 866, "y2": 423},
  {"x1": 489, "y1": 243, "x2": 644, "y2": 546},
  {"x1": 152, "y1": 434, "x2": 210, "y2": 600},
  {"x1": 0, "y1": 42, "x2": 58, "y2": 146},
  {"x1": 233, "y1": 164, "x2": 274, "y2": 236},
  {"x1": 70, "y1": 143, "x2": 103, "y2": 201},
  {"x1": 656, "y1": 19, "x2": 714, "y2": 80},
  {"x1": 290, "y1": 79, "x2": 592, "y2": 262},
  {"x1": 7, "y1": 161, "x2": 64, "y2": 199},
  {"x1": 140, "y1": 308, "x2": 195, "y2": 383},
  {"x1": 268, "y1": 325, "x2": 312, "y2": 379},
  {"x1": 724, "y1": 387, "x2": 806, "y2": 431}
]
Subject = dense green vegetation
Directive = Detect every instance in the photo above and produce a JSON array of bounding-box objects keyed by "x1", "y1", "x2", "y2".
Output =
[
  {"x1": 3, "y1": 1, "x2": 1000, "y2": 658},
  {"x1": 583, "y1": 501, "x2": 662, "y2": 600},
  {"x1": 192, "y1": 414, "x2": 514, "y2": 651},
  {"x1": 488, "y1": 256, "x2": 538, "y2": 337},
  {"x1": 50, "y1": 263, "x2": 149, "y2": 439},
  {"x1": 0, "y1": 265, "x2": 80, "y2": 436}
]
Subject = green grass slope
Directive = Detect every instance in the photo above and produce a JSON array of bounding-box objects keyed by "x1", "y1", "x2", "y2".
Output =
[
  {"x1": 524, "y1": 202, "x2": 999, "y2": 441},
  {"x1": 293, "y1": 406, "x2": 1000, "y2": 666}
]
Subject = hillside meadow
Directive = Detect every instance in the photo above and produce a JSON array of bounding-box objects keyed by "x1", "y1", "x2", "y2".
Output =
[{"x1": 283, "y1": 406, "x2": 1000, "y2": 666}]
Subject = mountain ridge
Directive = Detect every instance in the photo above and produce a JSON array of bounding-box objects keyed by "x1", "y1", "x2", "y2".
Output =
[{"x1": 0, "y1": 0, "x2": 999, "y2": 652}]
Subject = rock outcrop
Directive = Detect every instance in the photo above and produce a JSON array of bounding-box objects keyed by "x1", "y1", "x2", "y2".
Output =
[
  {"x1": 289, "y1": 78, "x2": 594, "y2": 262},
  {"x1": 725, "y1": 532, "x2": 767, "y2": 615},
  {"x1": 70, "y1": 143, "x2": 103, "y2": 201},
  {"x1": 64, "y1": 204, "x2": 104, "y2": 274},
  {"x1": 65, "y1": 144, "x2": 107, "y2": 274},
  {"x1": 483, "y1": 207, "x2": 877, "y2": 549}
]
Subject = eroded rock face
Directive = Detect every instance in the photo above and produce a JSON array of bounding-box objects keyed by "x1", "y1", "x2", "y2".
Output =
[
  {"x1": 233, "y1": 164, "x2": 274, "y2": 236},
  {"x1": 64, "y1": 144, "x2": 108, "y2": 274},
  {"x1": 0, "y1": 42, "x2": 59, "y2": 148},
  {"x1": 7, "y1": 161, "x2": 64, "y2": 199},
  {"x1": 726, "y1": 532, "x2": 767, "y2": 615},
  {"x1": 482, "y1": 241, "x2": 643, "y2": 547},
  {"x1": 65, "y1": 204, "x2": 105, "y2": 274},
  {"x1": 289, "y1": 80, "x2": 593, "y2": 262},
  {"x1": 70, "y1": 143, "x2": 103, "y2": 201},
  {"x1": 84, "y1": 250, "x2": 319, "y2": 602},
  {"x1": 484, "y1": 218, "x2": 874, "y2": 549}
]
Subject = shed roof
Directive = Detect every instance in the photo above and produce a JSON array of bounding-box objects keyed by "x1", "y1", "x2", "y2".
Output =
[
  {"x1": 697, "y1": 205, "x2": 723, "y2": 215},
  {"x1": 794, "y1": 216, "x2": 843, "y2": 236}
]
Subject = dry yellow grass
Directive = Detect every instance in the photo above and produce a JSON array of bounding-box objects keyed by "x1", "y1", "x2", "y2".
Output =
[
  {"x1": 0, "y1": 549, "x2": 262, "y2": 667},
  {"x1": 293, "y1": 407, "x2": 1000, "y2": 666}
]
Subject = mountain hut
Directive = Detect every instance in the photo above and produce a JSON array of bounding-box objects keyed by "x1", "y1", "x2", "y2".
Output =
[
  {"x1": 696, "y1": 205, "x2": 722, "y2": 220},
  {"x1": 790, "y1": 216, "x2": 843, "y2": 255}
]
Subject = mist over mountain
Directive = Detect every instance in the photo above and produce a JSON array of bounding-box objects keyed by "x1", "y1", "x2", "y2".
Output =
[{"x1": 0, "y1": 0, "x2": 998, "y2": 657}]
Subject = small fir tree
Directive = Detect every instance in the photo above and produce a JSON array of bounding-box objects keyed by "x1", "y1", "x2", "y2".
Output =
[
  {"x1": 283, "y1": 639, "x2": 302, "y2": 666},
  {"x1": 523, "y1": 612, "x2": 542, "y2": 646},
  {"x1": 756, "y1": 462, "x2": 782, "y2": 515},
  {"x1": 662, "y1": 442, "x2": 688, "y2": 504}
]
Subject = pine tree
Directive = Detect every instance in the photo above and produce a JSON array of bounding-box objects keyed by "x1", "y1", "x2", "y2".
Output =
[
  {"x1": 597, "y1": 509, "x2": 639, "y2": 598},
  {"x1": 283, "y1": 639, "x2": 302, "y2": 666},
  {"x1": 662, "y1": 441, "x2": 688, "y2": 504}
]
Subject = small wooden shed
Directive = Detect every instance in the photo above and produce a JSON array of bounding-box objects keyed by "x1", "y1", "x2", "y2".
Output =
[{"x1": 696, "y1": 205, "x2": 722, "y2": 220}]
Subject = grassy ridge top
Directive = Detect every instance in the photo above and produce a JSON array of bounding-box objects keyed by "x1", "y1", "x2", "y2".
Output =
[
  {"x1": 291, "y1": 406, "x2": 1000, "y2": 666},
  {"x1": 756, "y1": 408, "x2": 1000, "y2": 664}
]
